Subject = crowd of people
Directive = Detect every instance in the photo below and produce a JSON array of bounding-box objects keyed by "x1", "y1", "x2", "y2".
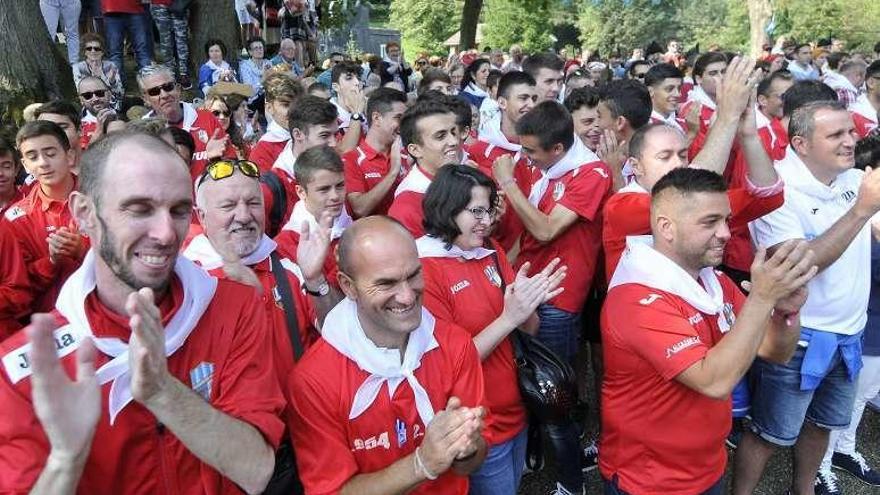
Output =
[{"x1": 4, "y1": 2, "x2": 880, "y2": 495}]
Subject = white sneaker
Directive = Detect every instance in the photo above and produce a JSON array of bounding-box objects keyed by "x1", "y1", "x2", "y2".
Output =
[{"x1": 549, "y1": 482, "x2": 585, "y2": 495}]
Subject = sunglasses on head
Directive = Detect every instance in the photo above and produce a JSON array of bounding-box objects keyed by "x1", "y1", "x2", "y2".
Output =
[
  {"x1": 212, "y1": 109, "x2": 230, "y2": 118},
  {"x1": 145, "y1": 81, "x2": 177, "y2": 97},
  {"x1": 80, "y1": 89, "x2": 107, "y2": 100},
  {"x1": 197, "y1": 160, "x2": 261, "y2": 188},
  {"x1": 85, "y1": 46, "x2": 103, "y2": 52}
]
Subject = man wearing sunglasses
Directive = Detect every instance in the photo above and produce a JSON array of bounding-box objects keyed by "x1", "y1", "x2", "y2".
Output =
[
  {"x1": 138, "y1": 64, "x2": 237, "y2": 180},
  {"x1": 78, "y1": 77, "x2": 116, "y2": 149}
]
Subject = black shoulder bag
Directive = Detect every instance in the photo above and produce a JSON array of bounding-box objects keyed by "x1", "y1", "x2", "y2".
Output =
[
  {"x1": 262, "y1": 252, "x2": 304, "y2": 495},
  {"x1": 261, "y1": 172, "x2": 288, "y2": 238}
]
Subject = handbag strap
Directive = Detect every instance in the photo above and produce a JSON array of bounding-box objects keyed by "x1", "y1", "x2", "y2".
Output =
[{"x1": 270, "y1": 251, "x2": 305, "y2": 361}]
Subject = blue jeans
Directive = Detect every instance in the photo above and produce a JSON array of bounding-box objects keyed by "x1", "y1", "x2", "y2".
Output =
[
  {"x1": 468, "y1": 427, "x2": 528, "y2": 495},
  {"x1": 537, "y1": 303, "x2": 584, "y2": 492},
  {"x1": 104, "y1": 12, "x2": 152, "y2": 83},
  {"x1": 603, "y1": 474, "x2": 724, "y2": 495}
]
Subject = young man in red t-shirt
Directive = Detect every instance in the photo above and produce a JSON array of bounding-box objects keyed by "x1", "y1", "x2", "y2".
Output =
[
  {"x1": 0, "y1": 132, "x2": 284, "y2": 494},
  {"x1": 342, "y1": 87, "x2": 408, "y2": 218},
  {"x1": 494, "y1": 100, "x2": 612, "y2": 495},
  {"x1": 388, "y1": 100, "x2": 462, "y2": 238},
  {"x1": 288, "y1": 216, "x2": 487, "y2": 494},
  {"x1": 600, "y1": 167, "x2": 814, "y2": 495},
  {"x1": 249, "y1": 72, "x2": 304, "y2": 171}
]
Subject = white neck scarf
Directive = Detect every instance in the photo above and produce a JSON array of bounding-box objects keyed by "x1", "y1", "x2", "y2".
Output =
[
  {"x1": 183, "y1": 234, "x2": 277, "y2": 270},
  {"x1": 528, "y1": 137, "x2": 598, "y2": 206},
  {"x1": 321, "y1": 298, "x2": 440, "y2": 426},
  {"x1": 282, "y1": 199, "x2": 352, "y2": 240},
  {"x1": 610, "y1": 240, "x2": 727, "y2": 325},
  {"x1": 261, "y1": 119, "x2": 290, "y2": 143},
  {"x1": 55, "y1": 250, "x2": 217, "y2": 425},
  {"x1": 479, "y1": 116, "x2": 522, "y2": 162},
  {"x1": 464, "y1": 83, "x2": 489, "y2": 99},
  {"x1": 272, "y1": 140, "x2": 298, "y2": 177},
  {"x1": 687, "y1": 85, "x2": 717, "y2": 111},
  {"x1": 415, "y1": 235, "x2": 495, "y2": 260},
  {"x1": 618, "y1": 179, "x2": 648, "y2": 194},
  {"x1": 394, "y1": 165, "x2": 432, "y2": 197}
]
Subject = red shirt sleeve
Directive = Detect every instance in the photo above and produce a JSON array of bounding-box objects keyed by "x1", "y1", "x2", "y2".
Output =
[
  {"x1": 421, "y1": 261, "x2": 456, "y2": 323},
  {"x1": 557, "y1": 163, "x2": 611, "y2": 222},
  {"x1": 0, "y1": 347, "x2": 49, "y2": 492},
  {"x1": 727, "y1": 187, "x2": 784, "y2": 228},
  {"x1": 0, "y1": 221, "x2": 33, "y2": 325},
  {"x1": 249, "y1": 141, "x2": 279, "y2": 172},
  {"x1": 388, "y1": 193, "x2": 425, "y2": 238}
]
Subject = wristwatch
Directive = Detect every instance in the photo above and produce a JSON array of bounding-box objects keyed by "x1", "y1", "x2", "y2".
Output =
[
  {"x1": 350, "y1": 112, "x2": 365, "y2": 122},
  {"x1": 304, "y1": 279, "x2": 330, "y2": 297}
]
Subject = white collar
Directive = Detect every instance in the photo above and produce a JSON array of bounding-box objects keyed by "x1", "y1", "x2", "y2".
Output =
[
  {"x1": 55, "y1": 250, "x2": 217, "y2": 424},
  {"x1": 528, "y1": 137, "x2": 598, "y2": 206},
  {"x1": 618, "y1": 179, "x2": 648, "y2": 194},
  {"x1": 260, "y1": 119, "x2": 290, "y2": 143},
  {"x1": 183, "y1": 234, "x2": 277, "y2": 270},
  {"x1": 394, "y1": 165, "x2": 433, "y2": 197},
  {"x1": 776, "y1": 147, "x2": 858, "y2": 200},
  {"x1": 415, "y1": 235, "x2": 495, "y2": 260},
  {"x1": 204, "y1": 60, "x2": 229, "y2": 72},
  {"x1": 272, "y1": 140, "x2": 298, "y2": 177},
  {"x1": 321, "y1": 298, "x2": 440, "y2": 426},
  {"x1": 687, "y1": 86, "x2": 717, "y2": 111},
  {"x1": 463, "y1": 83, "x2": 489, "y2": 99},
  {"x1": 331, "y1": 98, "x2": 351, "y2": 126},
  {"x1": 824, "y1": 70, "x2": 858, "y2": 93},
  {"x1": 281, "y1": 200, "x2": 352, "y2": 240},
  {"x1": 479, "y1": 116, "x2": 522, "y2": 157}
]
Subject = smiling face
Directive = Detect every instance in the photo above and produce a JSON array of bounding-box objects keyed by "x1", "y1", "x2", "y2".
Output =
[
  {"x1": 407, "y1": 112, "x2": 460, "y2": 172},
  {"x1": 453, "y1": 186, "x2": 494, "y2": 251},
  {"x1": 371, "y1": 101, "x2": 407, "y2": 143},
  {"x1": 208, "y1": 99, "x2": 231, "y2": 131},
  {"x1": 295, "y1": 168, "x2": 346, "y2": 220},
  {"x1": 473, "y1": 62, "x2": 491, "y2": 88},
  {"x1": 498, "y1": 83, "x2": 538, "y2": 126},
  {"x1": 758, "y1": 77, "x2": 794, "y2": 119},
  {"x1": 197, "y1": 171, "x2": 265, "y2": 258},
  {"x1": 793, "y1": 108, "x2": 857, "y2": 183},
  {"x1": 19, "y1": 135, "x2": 75, "y2": 189},
  {"x1": 658, "y1": 191, "x2": 732, "y2": 272},
  {"x1": 632, "y1": 126, "x2": 689, "y2": 191},
  {"x1": 571, "y1": 105, "x2": 601, "y2": 151},
  {"x1": 649, "y1": 77, "x2": 683, "y2": 116}
]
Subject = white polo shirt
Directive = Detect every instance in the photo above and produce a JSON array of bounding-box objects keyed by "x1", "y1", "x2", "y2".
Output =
[{"x1": 750, "y1": 147, "x2": 869, "y2": 335}]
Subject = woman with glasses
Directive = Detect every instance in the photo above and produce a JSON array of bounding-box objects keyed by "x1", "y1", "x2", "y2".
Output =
[
  {"x1": 72, "y1": 33, "x2": 124, "y2": 103},
  {"x1": 417, "y1": 164, "x2": 566, "y2": 495},
  {"x1": 202, "y1": 94, "x2": 253, "y2": 159},
  {"x1": 239, "y1": 36, "x2": 273, "y2": 117}
]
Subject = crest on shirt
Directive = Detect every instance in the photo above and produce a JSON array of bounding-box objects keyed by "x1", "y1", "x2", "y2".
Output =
[
  {"x1": 395, "y1": 418, "x2": 408, "y2": 447},
  {"x1": 190, "y1": 362, "x2": 214, "y2": 401},
  {"x1": 484, "y1": 265, "x2": 502, "y2": 287},
  {"x1": 3, "y1": 206, "x2": 24, "y2": 221},
  {"x1": 719, "y1": 303, "x2": 735, "y2": 333},
  {"x1": 197, "y1": 129, "x2": 209, "y2": 144},
  {"x1": 553, "y1": 182, "x2": 565, "y2": 201}
]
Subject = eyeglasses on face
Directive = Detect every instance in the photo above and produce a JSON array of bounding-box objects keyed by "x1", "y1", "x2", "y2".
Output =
[
  {"x1": 212, "y1": 109, "x2": 230, "y2": 118},
  {"x1": 85, "y1": 45, "x2": 103, "y2": 52},
  {"x1": 145, "y1": 81, "x2": 177, "y2": 97},
  {"x1": 465, "y1": 206, "x2": 496, "y2": 220},
  {"x1": 80, "y1": 89, "x2": 107, "y2": 100}
]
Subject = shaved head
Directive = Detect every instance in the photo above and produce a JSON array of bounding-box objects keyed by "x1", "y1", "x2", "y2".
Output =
[{"x1": 337, "y1": 216, "x2": 415, "y2": 279}]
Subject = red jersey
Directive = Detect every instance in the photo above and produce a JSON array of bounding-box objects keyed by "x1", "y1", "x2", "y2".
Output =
[
  {"x1": 388, "y1": 165, "x2": 434, "y2": 239},
  {"x1": 275, "y1": 228, "x2": 341, "y2": 289},
  {"x1": 342, "y1": 140, "x2": 404, "y2": 218},
  {"x1": 850, "y1": 94, "x2": 879, "y2": 139},
  {"x1": 249, "y1": 128, "x2": 289, "y2": 172},
  {"x1": 101, "y1": 0, "x2": 146, "y2": 14},
  {"x1": 148, "y1": 102, "x2": 237, "y2": 180},
  {"x1": 288, "y1": 318, "x2": 484, "y2": 494},
  {"x1": 3, "y1": 181, "x2": 88, "y2": 314},
  {"x1": 0, "y1": 221, "x2": 31, "y2": 340},
  {"x1": 0, "y1": 188, "x2": 24, "y2": 217},
  {"x1": 517, "y1": 162, "x2": 612, "y2": 313},
  {"x1": 756, "y1": 110, "x2": 789, "y2": 161},
  {"x1": 80, "y1": 111, "x2": 98, "y2": 149},
  {"x1": 467, "y1": 139, "x2": 538, "y2": 251},
  {"x1": 0, "y1": 277, "x2": 286, "y2": 494},
  {"x1": 600, "y1": 274, "x2": 744, "y2": 494},
  {"x1": 602, "y1": 184, "x2": 784, "y2": 280},
  {"x1": 420, "y1": 241, "x2": 525, "y2": 445}
]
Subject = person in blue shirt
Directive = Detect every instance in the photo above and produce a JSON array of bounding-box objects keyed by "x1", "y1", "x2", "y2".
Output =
[{"x1": 198, "y1": 38, "x2": 237, "y2": 97}]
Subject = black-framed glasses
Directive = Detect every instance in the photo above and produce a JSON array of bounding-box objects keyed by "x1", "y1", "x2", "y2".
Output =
[
  {"x1": 145, "y1": 81, "x2": 177, "y2": 97},
  {"x1": 84, "y1": 46, "x2": 103, "y2": 52},
  {"x1": 466, "y1": 206, "x2": 496, "y2": 220},
  {"x1": 80, "y1": 89, "x2": 107, "y2": 100},
  {"x1": 212, "y1": 109, "x2": 230, "y2": 118},
  {"x1": 197, "y1": 160, "x2": 261, "y2": 189}
]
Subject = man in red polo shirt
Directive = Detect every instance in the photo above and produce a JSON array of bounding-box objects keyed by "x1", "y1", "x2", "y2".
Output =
[
  {"x1": 493, "y1": 100, "x2": 611, "y2": 495},
  {"x1": 600, "y1": 167, "x2": 814, "y2": 495},
  {"x1": 5, "y1": 121, "x2": 87, "y2": 315},
  {"x1": 288, "y1": 216, "x2": 487, "y2": 494},
  {"x1": 389, "y1": 100, "x2": 461, "y2": 238},
  {"x1": 756, "y1": 70, "x2": 794, "y2": 161},
  {"x1": 249, "y1": 73, "x2": 304, "y2": 171},
  {"x1": 138, "y1": 64, "x2": 236, "y2": 179},
  {"x1": 468, "y1": 71, "x2": 539, "y2": 251},
  {"x1": 0, "y1": 132, "x2": 285, "y2": 493},
  {"x1": 342, "y1": 87, "x2": 408, "y2": 218}
]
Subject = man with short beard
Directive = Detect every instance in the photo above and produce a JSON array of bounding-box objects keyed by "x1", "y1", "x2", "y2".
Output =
[
  {"x1": 77, "y1": 76, "x2": 117, "y2": 149},
  {"x1": 0, "y1": 132, "x2": 284, "y2": 493}
]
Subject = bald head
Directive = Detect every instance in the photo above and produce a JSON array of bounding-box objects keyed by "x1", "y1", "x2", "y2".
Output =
[{"x1": 338, "y1": 216, "x2": 415, "y2": 279}]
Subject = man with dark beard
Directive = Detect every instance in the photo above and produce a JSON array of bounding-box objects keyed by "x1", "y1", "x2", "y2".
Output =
[{"x1": 0, "y1": 132, "x2": 285, "y2": 494}]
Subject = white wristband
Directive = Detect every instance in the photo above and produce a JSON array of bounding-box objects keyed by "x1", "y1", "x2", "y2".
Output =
[{"x1": 414, "y1": 447, "x2": 439, "y2": 481}]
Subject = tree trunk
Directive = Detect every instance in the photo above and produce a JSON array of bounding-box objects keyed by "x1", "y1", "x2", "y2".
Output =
[
  {"x1": 459, "y1": 0, "x2": 484, "y2": 51},
  {"x1": 188, "y1": 0, "x2": 242, "y2": 77},
  {"x1": 0, "y1": 0, "x2": 75, "y2": 123},
  {"x1": 747, "y1": 0, "x2": 772, "y2": 58}
]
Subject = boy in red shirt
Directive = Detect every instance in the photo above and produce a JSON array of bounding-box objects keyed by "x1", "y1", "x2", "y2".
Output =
[{"x1": 249, "y1": 73, "x2": 304, "y2": 171}]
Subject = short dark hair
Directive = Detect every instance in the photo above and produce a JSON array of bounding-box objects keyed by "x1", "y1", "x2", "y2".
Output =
[
  {"x1": 168, "y1": 126, "x2": 195, "y2": 159},
  {"x1": 294, "y1": 145, "x2": 344, "y2": 186},
  {"x1": 855, "y1": 134, "x2": 880, "y2": 170},
  {"x1": 866, "y1": 60, "x2": 880, "y2": 82},
  {"x1": 331, "y1": 61, "x2": 361, "y2": 85},
  {"x1": 486, "y1": 69, "x2": 504, "y2": 92},
  {"x1": 651, "y1": 167, "x2": 727, "y2": 203},
  {"x1": 598, "y1": 80, "x2": 652, "y2": 130},
  {"x1": 693, "y1": 52, "x2": 728, "y2": 78},
  {"x1": 826, "y1": 52, "x2": 848, "y2": 71},
  {"x1": 16, "y1": 120, "x2": 71, "y2": 151},
  {"x1": 204, "y1": 38, "x2": 227, "y2": 59},
  {"x1": 643, "y1": 63, "x2": 683, "y2": 88},
  {"x1": 516, "y1": 101, "x2": 575, "y2": 151},
  {"x1": 423, "y1": 165, "x2": 498, "y2": 245},
  {"x1": 246, "y1": 36, "x2": 265, "y2": 49},
  {"x1": 627, "y1": 60, "x2": 650, "y2": 78},
  {"x1": 564, "y1": 86, "x2": 599, "y2": 113},
  {"x1": 288, "y1": 95, "x2": 338, "y2": 134},
  {"x1": 418, "y1": 69, "x2": 452, "y2": 96},
  {"x1": 366, "y1": 87, "x2": 408, "y2": 126},
  {"x1": 400, "y1": 99, "x2": 455, "y2": 148},
  {"x1": 35, "y1": 100, "x2": 81, "y2": 131},
  {"x1": 628, "y1": 122, "x2": 684, "y2": 159},
  {"x1": 497, "y1": 71, "x2": 536, "y2": 100},
  {"x1": 522, "y1": 53, "x2": 564, "y2": 79},
  {"x1": 782, "y1": 80, "x2": 838, "y2": 117},
  {"x1": 789, "y1": 100, "x2": 848, "y2": 140},
  {"x1": 0, "y1": 136, "x2": 20, "y2": 169},
  {"x1": 461, "y1": 58, "x2": 490, "y2": 90},
  {"x1": 757, "y1": 69, "x2": 793, "y2": 97}
]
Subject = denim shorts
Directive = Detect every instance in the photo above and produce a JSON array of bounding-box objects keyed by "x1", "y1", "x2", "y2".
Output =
[{"x1": 747, "y1": 346, "x2": 857, "y2": 446}]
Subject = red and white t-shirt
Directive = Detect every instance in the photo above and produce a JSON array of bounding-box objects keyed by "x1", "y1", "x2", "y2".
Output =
[
  {"x1": 650, "y1": 110, "x2": 688, "y2": 135},
  {"x1": 419, "y1": 238, "x2": 526, "y2": 446},
  {"x1": 756, "y1": 107, "x2": 789, "y2": 161},
  {"x1": 249, "y1": 119, "x2": 290, "y2": 172},
  {"x1": 342, "y1": 140, "x2": 406, "y2": 217},
  {"x1": 388, "y1": 165, "x2": 434, "y2": 238},
  {"x1": 850, "y1": 93, "x2": 879, "y2": 139},
  {"x1": 80, "y1": 111, "x2": 99, "y2": 149},
  {"x1": 600, "y1": 268, "x2": 744, "y2": 494},
  {"x1": 274, "y1": 201, "x2": 352, "y2": 289},
  {"x1": 0, "y1": 277, "x2": 286, "y2": 493},
  {"x1": 288, "y1": 317, "x2": 483, "y2": 494}
]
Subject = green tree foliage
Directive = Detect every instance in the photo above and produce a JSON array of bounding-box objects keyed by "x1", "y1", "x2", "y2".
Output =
[
  {"x1": 577, "y1": 0, "x2": 681, "y2": 56},
  {"x1": 678, "y1": 0, "x2": 749, "y2": 52},
  {"x1": 389, "y1": 0, "x2": 463, "y2": 55},
  {"x1": 481, "y1": 0, "x2": 557, "y2": 52}
]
